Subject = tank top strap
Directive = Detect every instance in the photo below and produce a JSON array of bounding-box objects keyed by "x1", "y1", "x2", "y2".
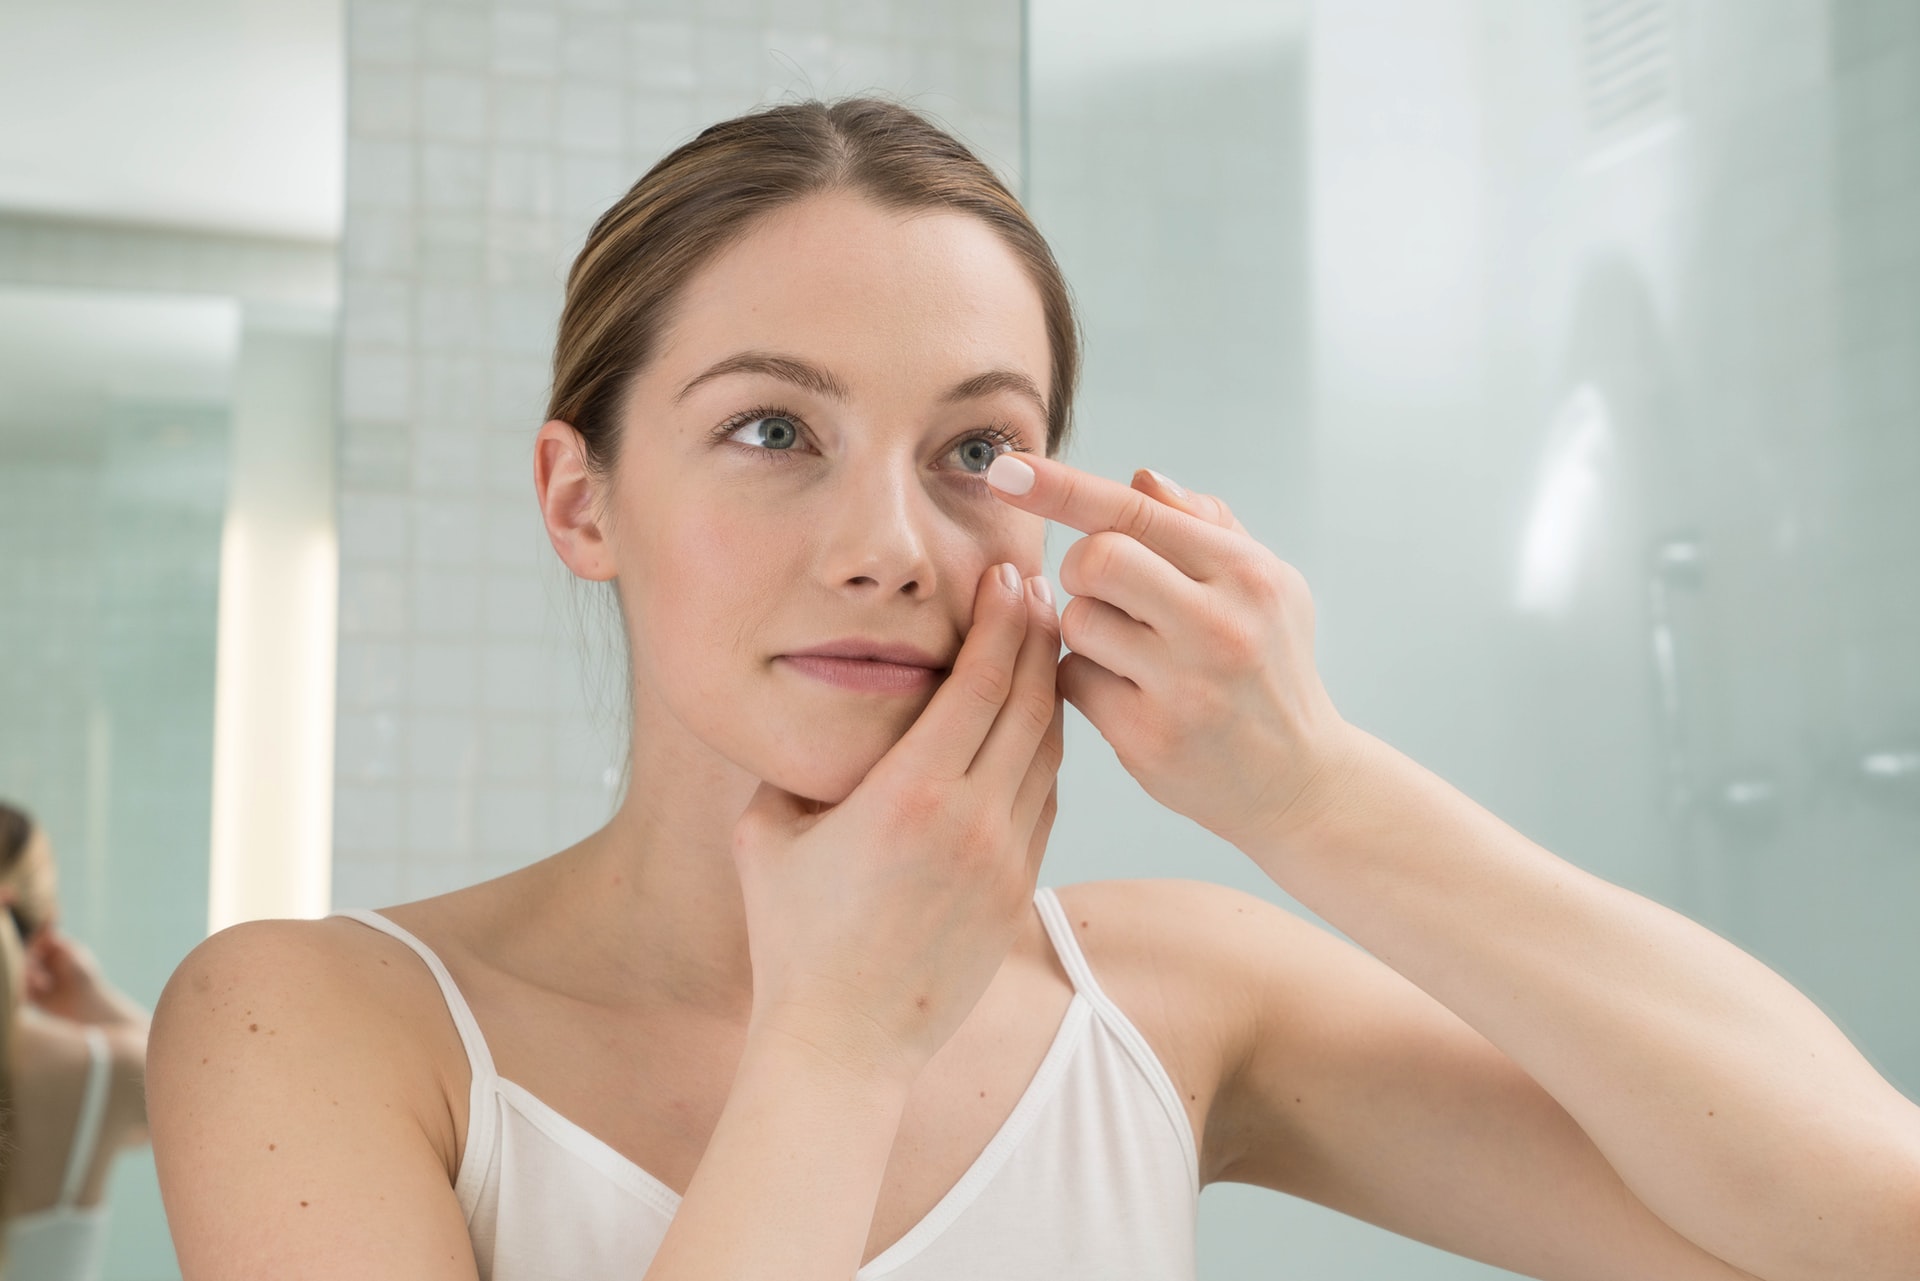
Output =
[
  {"x1": 1032, "y1": 882, "x2": 1203, "y2": 1197},
  {"x1": 1032, "y1": 884, "x2": 1122, "y2": 1011},
  {"x1": 54, "y1": 1025, "x2": 112, "y2": 1209},
  {"x1": 331, "y1": 908, "x2": 500, "y2": 1085}
]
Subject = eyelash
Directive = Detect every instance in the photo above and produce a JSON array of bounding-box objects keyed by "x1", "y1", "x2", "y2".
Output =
[{"x1": 706, "y1": 402, "x2": 1034, "y2": 472}]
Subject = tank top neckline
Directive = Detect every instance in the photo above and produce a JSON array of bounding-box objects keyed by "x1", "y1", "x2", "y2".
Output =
[{"x1": 332, "y1": 883, "x2": 1200, "y2": 1271}]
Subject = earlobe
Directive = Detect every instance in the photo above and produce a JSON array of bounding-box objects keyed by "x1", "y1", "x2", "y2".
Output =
[{"x1": 534, "y1": 419, "x2": 617, "y2": 582}]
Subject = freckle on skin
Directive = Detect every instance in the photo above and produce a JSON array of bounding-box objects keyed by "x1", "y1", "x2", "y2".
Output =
[
  {"x1": 300, "y1": 1201, "x2": 309, "y2": 1208},
  {"x1": 1079, "y1": 920, "x2": 1088, "y2": 929},
  {"x1": 979, "y1": 1091, "x2": 986, "y2": 1098},
  {"x1": 916, "y1": 996, "x2": 929, "y2": 1012}
]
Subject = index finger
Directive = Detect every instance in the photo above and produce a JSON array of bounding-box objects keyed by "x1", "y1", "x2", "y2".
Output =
[{"x1": 983, "y1": 453, "x2": 1238, "y2": 581}]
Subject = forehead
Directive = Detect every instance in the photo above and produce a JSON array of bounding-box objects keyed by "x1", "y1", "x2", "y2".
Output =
[{"x1": 651, "y1": 192, "x2": 1051, "y2": 407}]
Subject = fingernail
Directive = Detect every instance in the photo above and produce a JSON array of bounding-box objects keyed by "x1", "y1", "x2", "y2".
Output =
[
  {"x1": 986, "y1": 454, "x2": 1035, "y2": 495},
  {"x1": 999, "y1": 562, "x2": 1021, "y2": 593},
  {"x1": 1026, "y1": 575, "x2": 1053, "y2": 606},
  {"x1": 1144, "y1": 468, "x2": 1187, "y2": 499}
]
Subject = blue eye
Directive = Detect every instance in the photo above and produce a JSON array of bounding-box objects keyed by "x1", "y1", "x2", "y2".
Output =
[{"x1": 709, "y1": 404, "x2": 1031, "y2": 473}]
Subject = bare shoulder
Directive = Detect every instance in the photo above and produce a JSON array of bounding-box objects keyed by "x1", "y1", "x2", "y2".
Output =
[
  {"x1": 147, "y1": 914, "x2": 479, "y2": 1279},
  {"x1": 1047, "y1": 877, "x2": 1310, "y2": 1185},
  {"x1": 150, "y1": 913, "x2": 466, "y2": 1180}
]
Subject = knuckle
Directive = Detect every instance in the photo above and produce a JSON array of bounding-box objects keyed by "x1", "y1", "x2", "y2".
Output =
[
  {"x1": 963, "y1": 661, "x2": 1015, "y2": 707},
  {"x1": 888, "y1": 780, "x2": 949, "y2": 829},
  {"x1": 1013, "y1": 689, "x2": 1055, "y2": 736}
]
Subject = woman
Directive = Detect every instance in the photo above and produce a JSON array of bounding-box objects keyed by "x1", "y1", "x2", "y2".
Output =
[
  {"x1": 2, "y1": 803, "x2": 152, "y2": 1280},
  {"x1": 146, "y1": 97, "x2": 1920, "y2": 1280}
]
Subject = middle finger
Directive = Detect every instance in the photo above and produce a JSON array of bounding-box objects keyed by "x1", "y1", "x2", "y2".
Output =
[{"x1": 1058, "y1": 529, "x2": 1207, "y2": 639}]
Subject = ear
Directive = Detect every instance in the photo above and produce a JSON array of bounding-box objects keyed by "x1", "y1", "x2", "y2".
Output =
[{"x1": 535, "y1": 419, "x2": 617, "y2": 582}]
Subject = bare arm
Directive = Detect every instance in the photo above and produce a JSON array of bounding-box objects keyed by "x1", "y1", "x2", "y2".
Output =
[
  {"x1": 148, "y1": 920, "x2": 479, "y2": 1280},
  {"x1": 1242, "y1": 726, "x2": 1920, "y2": 1281},
  {"x1": 644, "y1": 1023, "x2": 914, "y2": 1279}
]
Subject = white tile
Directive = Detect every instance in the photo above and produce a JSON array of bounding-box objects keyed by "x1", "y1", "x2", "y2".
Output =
[
  {"x1": 414, "y1": 565, "x2": 483, "y2": 632},
  {"x1": 483, "y1": 427, "x2": 538, "y2": 496},
  {"x1": 482, "y1": 567, "x2": 549, "y2": 635},
  {"x1": 553, "y1": 717, "x2": 619, "y2": 781},
  {"x1": 414, "y1": 496, "x2": 485, "y2": 564},
  {"x1": 338, "y1": 562, "x2": 410, "y2": 634},
  {"x1": 830, "y1": 0, "x2": 892, "y2": 39},
  {"x1": 489, "y1": 147, "x2": 559, "y2": 216},
  {"x1": 493, "y1": 78, "x2": 556, "y2": 144},
  {"x1": 337, "y1": 639, "x2": 408, "y2": 709},
  {"x1": 422, "y1": 5, "x2": 491, "y2": 69},
  {"x1": 417, "y1": 213, "x2": 487, "y2": 282},
  {"x1": 557, "y1": 152, "x2": 630, "y2": 230},
  {"x1": 412, "y1": 426, "x2": 483, "y2": 495},
  {"x1": 346, "y1": 139, "x2": 416, "y2": 210},
  {"x1": 421, "y1": 143, "x2": 488, "y2": 210},
  {"x1": 482, "y1": 639, "x2": 553, "y2": 711},
  {"x1": 551, "y1": 783, "x2": 616, "y2": 843},
  {"x1": 696, "y1": 24, "x2": 766, "y2": 93},
  {"x1": 333, "y1": 783, "x2": 403, "y2": 851},
  {"x1": 343, "y1": 348, "x2": 413, "y2": 421},
  {"x1": 351, "y1": 69, "x2": 418, "y2": 136},
  {"x1": 486, "y1": 504, "x2": 549, "y2": 568},
  {"x1": 405, "y1": 784, "x2": 473, "y2": 857},
  {"x1": 344, "y1": 277, "x2": 413, "y2": 347},
  {"x1": 339, "y1": 493, "x2": 412, "y2": 561},
  {"x1": 562, "y1": 14, "x2": 630, "y2": 80},
  {"x1": 630, "y1": 19, "x2": 698, "y2": 89},
  {"x1": 331, "y1": 856, "x2": 404, "y2": 910},
  {"x1": 480, "y1": 712, "x2": 553, "y2": 780},
  {"x1": 420, "y1": 71, "x2": 489, "y2": 141},
  {"x1": 494, "y1": 8, "x2": 562, "y2": 76},
  {"x1": 490, "y1": 282, "x2": 565, "y2": 355},
  {"x1": 350, "y1": 0, "x2": 418, "y2": 66},
  {"x1": 418, "y1": 353, "x2": 490, "y2": 424},
  {"x1": 559, "y1": 83, "x2": 627, "y2": 153},
  {"x1": 408, "y1": 639, "x2": 480, "y2": 707},
  {"x1": 488, "y1": 354, "x2": 554, "y2": 426},
  {"x1": 407, "y1": 710, "x2": 481, "y2": 780},
  {"x1": 476, "y1": 786, "x2": 550, "y2": 856},
  {"x1": 345, "y1": 213, "x2": 416, "y2": 276},
  {"x1": 336, "y1": 710, "x2": 404, "y2": 780},
  {"x1": 417, "y1": 282, "x2": 489, "y2": 350}
]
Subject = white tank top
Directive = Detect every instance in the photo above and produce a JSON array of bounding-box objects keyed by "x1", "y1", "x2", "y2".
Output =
[
  {"x1": 333, "y1": 884, "x2": 1200, "y2": 1279},
  {"x1": 5, "y1": 1024, "x2": 113, "y2": 1281}
]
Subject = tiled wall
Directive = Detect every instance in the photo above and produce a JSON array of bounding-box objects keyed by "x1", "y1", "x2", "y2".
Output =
[{"x1": 333, "y1": 0, "x2": 1024, "y2": 907}]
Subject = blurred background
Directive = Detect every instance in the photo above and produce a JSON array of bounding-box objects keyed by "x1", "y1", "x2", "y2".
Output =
[{"x1": 0, "y1": 0, "x2": 1914, "y2": 1276}]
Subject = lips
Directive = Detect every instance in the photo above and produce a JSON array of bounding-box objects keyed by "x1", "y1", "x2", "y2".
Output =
[
  {"x1": 777, "y1": 639, "x2": 953, "y2": 695},
  {"x1": 781, "y1": 639, "x2": 951, "y2": 670}
]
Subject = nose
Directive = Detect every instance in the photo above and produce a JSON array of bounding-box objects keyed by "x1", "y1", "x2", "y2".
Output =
[{"x1": 812, "y1": 455, "x2": 941, "y2": 600}]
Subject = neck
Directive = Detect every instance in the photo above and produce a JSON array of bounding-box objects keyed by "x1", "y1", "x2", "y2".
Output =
[{"x1": 525, "y1": 686, "x2": 763, "y2": 1022}]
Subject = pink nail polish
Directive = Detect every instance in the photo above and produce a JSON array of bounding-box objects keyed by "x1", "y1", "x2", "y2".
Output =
[{"x1": 987, "y1": 454, "x2": 1036, "y2": 495}]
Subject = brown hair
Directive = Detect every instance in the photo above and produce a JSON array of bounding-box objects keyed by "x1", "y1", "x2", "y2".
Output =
[{"x1": 545, "y1": 94, "x2": 1082, "y2": 476}]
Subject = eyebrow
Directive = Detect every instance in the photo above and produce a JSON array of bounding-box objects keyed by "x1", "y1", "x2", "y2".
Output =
[{"x1": 673, "y1": 349, "x2": 1049, "y2": 422}]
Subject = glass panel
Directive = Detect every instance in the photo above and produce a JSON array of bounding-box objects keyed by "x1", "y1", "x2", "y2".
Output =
[
  {"x1": 1028, "y1": 0, "x2": 1920, "y2": 1276},
  {"x1": 0, "y1": 284, "x2": 237, "y2": 1278}
]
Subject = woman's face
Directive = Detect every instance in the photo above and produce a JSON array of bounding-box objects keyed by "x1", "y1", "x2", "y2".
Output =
[{"x1": 603, "y1": 191, "x2": 1053, "y2": 803}]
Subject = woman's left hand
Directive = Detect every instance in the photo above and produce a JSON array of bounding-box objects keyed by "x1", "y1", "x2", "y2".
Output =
[{"x1": 985, "y1": 452, "x2": 1363, "y2": 850}]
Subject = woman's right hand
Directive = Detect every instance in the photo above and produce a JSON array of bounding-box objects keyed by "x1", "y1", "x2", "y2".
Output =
[{"x1": 730, "y1": 561, "x2": 1065, "y2": 1086}]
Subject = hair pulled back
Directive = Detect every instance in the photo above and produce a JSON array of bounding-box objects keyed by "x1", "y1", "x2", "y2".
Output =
[{"x1": 546, "y1": 95, "x2": 1082, "y2": 475}]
